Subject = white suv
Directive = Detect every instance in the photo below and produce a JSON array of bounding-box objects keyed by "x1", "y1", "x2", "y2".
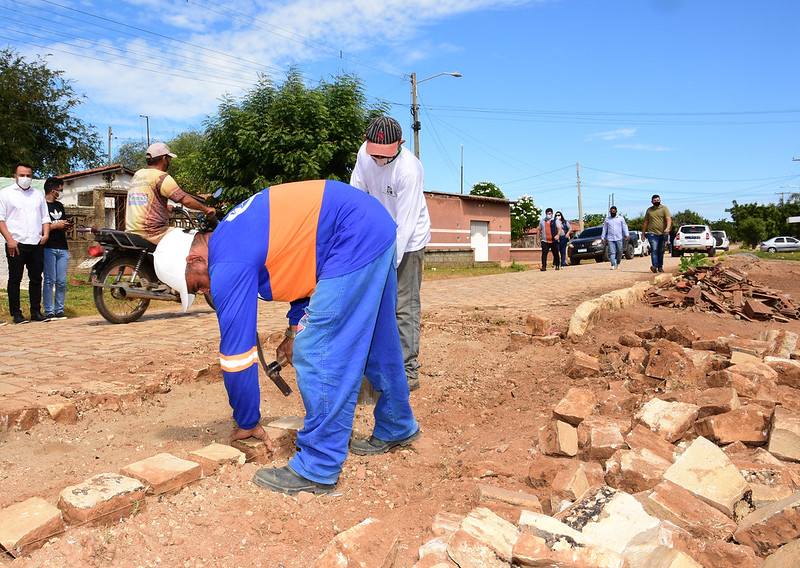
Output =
[{"x1": 672, "y1": 225, "x2": 716, "y2": 257}]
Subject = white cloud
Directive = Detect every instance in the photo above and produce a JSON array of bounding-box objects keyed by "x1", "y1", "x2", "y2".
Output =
[
  {"x1": 585, "y1": 128, "x2": 637, "y2": 142},
  {"x1": 613, "y1": 143, "x2": 673, "y2": 152}
]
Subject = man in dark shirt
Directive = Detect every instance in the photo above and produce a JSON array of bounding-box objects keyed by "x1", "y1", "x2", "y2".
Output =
[{"x1": 43, "y1": 177, "x2": 71, "y2": 320}]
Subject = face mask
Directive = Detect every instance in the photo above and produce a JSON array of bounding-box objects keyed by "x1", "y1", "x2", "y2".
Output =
[
  {"x1": 652, "y1": 202, "x2": 660, "y2": 207},
  {"x1": 545, "y1": 214, "x2": 552, "y2": 220},
  {"x1": 610, "y1": 211, "x2": 617, "y2": 217},
  {"x1": 54, "y1": 190, "x2": 62, "y2": 200},
  {"x1": 555, "y1": 215, "x2": 561, "y2": 219},
  {"x1": 16, "y1": 175, "x2": 32, "y2": 190}
]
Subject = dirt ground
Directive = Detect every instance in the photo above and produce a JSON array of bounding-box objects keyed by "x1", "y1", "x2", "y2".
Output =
[{"x1": 2, "y1": 254, "x2": 800, "y2": 567}]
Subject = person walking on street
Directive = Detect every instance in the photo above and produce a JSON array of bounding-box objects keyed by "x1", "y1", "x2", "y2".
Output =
[
  {"x1": 642, "y1": 194, "x2": 672, "y2": 273},
  {"x1": 601, "y1": 206, "x2": 629, "y2": 270},
  {"x1": 350, "y1": 116, "x2": 430, "y2": 392},
  {"x1": 537, "y1": 208, "x2": 562, "y2": 271},
  {"x1": 153, "y1": 180, "x2": 420, "y2": 496},
  {"x1": 125, "y1": 142, "x2": 215, "y2": 245},
  {"x1": 555, "y1": 211, "x2": 571, "y2": 267},
  {"x1": 0, "y1": 163, "x2": 50, "y2": 324},
  {"x1": 43, "y1": 177, "x2": 71, "y2": 320}
]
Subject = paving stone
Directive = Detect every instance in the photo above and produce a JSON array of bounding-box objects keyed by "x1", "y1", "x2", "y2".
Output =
[
  {"x1": 475, "y1": 483, "x2": 541, "y2": 511},
  {"x1": 267, "y1": 415, "x2": 305, "y2": 430},
  {"x1": 412, "y1": 552, "x2": 458, "y2": 568},
  {"x1": 552, "y1": 387, "x2": 597, "y2": 425},
  {"x1": 730, "y1": 350, "x2": 763, "y2": 365},
  {"x1": 733, "y1": 459, "x2": 798, "y2": 508},
  {"x1": 230, "y1": 431, "x2": 287, "y2": 464},
  {"x1": 45, "y1": 401, "x2": 78, "y2": 425},
  {"x1": 565, "y1": 350, "x2": 600, "y2": 379},
  {"x1": 528, "y1": 456, "x2": 604, "y2": 493},
  {"x1": 639, "y1": 479, "x2": 738, "y2": 540},
  {"x1": 663, "y1": 436, "x2": 751, "y2": 518},
  {"x1": 664, "y1": 325, "x2": 700, "y2": 347},
  {"x1": 625, "y1": 424, "x2": 677, "y2": 464},
  {"x1": 634, "y1": 398, "x2": 699, "y2": 443},
  {"x1": 551, "y1": 461, "x2": 590, "y2": 501},
  {"x1": 418, "y1": 536, "x2": 456, "y2": 564},
  {"x1": 556, "y1": 485, "x2": 660, "y2": 556},
  {"x1": 525, "y1": 313, "x2": 551, "y2": 336},
  {"x1": 431, "y1": 511, "x2": 464, "y2": 538},
  {"x1": 577, "y1": 416, "x2": 629, "y2": 460},
  {"x1": 446, "y1": 507, "x2": 517, "y2": 568},
  {"x1": 725, "y1": 361, "x2": 779, "y2": 397},
  {"x1": 734, "y1": 490, "x2": 800, "y2": 557},
  {"x1": 58, "y1": 473, "x2": 146, "y2": 526},
  {"x1": 596, "y1": 387, "x2": 639, "y2": 417},
  {"x1": 767, "y1": 406, "x2": 800, "y2": 462},
  {"x1": 188, "y1": 443, "x2": 246, "y2": 476},
  {"x1": 120, "y1": 452, "x2": 202, "y2": 495},
  {"x1": 644, "y1": 339, "x2": 703, "y2": 384},
  {"x1": 760, "y1": 537, "x2": 800, "y2": 568},
  {"x1": 695, "y1": 387, "x2": 740, "y2": 419},
  {"x1": 605, "y1": 447, "x2": 673, "y2": 493},
  {"x1": 686, "y1": 349, "x2": 721, "y2": 374},
  {"x1": 316, "y1": 518, "x2": 399, "y2": 568},
  {"x1": 729, "y1": 337, "x2": 774, "y2": 359},
  {"x1": 0, "y1": 497, "x2": 64, "y2": 557},
  {"x1": 679, "y1": 537, "x2": 762, "y2": 568},
  {"x1": 765, "y1": 358, "x2": 800, "y2": 389},
  {"x1": 694, "y1": 406, "x2": 772, "y2": 445},
  {"x1": 538, "y1": 419, "x2": 578, "y2": 457},
  {"x1": 635, "y1": 324, "x2": 666, "y2": 340},
  {"x1": 513, "y1": 510, "x2": 626, "y2": 568},
  {"x1": 0, "y1": 398, "x2": 44, "y2": 432}
]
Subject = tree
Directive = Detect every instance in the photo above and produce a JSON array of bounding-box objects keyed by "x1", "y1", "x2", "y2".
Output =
[
  {"x1": 583, "y1": 213, "x2": 606, "y2": 227},
  {"x1": 510, "y1": 195, "x2": 541, "y2": 242},
  {"x1": 0, "y1": 48, "x2": 103, "y2": 176},
  {"x1": 738, "y1": 217, "x2": 766, "y2": 249},
  {"x1": 469, "y1": 181, "x2": 505, "y2": 199},
  {"x1": 113, "y1": 140, "x2": 147, "y2": 171},
  {"x1": 671, "y1": 209, "x2": 708, "y2": 228},
  {"x1": 196, "y1": 68, "x2": 386, "y2": 207},
  {"x1": 165, "y1": 131, "x2": 208, "y2": 196},
  {"x1": 727, "y1": 199, "x2": 800, "y2": 240}
]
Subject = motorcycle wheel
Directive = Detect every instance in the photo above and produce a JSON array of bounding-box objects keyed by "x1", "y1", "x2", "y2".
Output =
[{"x1": 94, "y1": 257, "x2": 154, "y2": 324}]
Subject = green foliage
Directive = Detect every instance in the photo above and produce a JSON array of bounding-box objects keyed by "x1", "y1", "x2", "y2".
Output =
[
  {"x1": 510, "y1": 194, "x2": 541, "y2": 241},
  {"x1": 197, "y1": 68, "x2": 385, "y2": 207},
  {"x1": 737, "y1": 216, "x2": 767, "y2": 249},
  {"x1": 678, "y1": 252, "x2": 710, "y2": 272},
  {"x1": 583, "y1": 213, "x2": 606, "y2": 227},
  {"x1": 708, "y1": 218, "x2": 738, "y2": 242},
  {"x1": 165, "y1": 131, "x2": 208, "y2": 196},
  {"x1": 626, "y1": 214, "x2": 645, "y2": 231},
  {"x1": 113, "y1": 140, "x2": 147, "y2": 170},
  {"x1": 0, "y1": 48, "x2": 104, "y2": 176},
  {"x1": 509, "y1": 260, "x2": 526, "y2": 272},
  {"x1": 469, "y1": 181, "x2": 505, "y2": 199},
  {"x1": 726, "y1": 199, "x2": 800, "y2": 243},
  {"x1": 671, "y1": 209, "x2": 709, "y2": 228}
]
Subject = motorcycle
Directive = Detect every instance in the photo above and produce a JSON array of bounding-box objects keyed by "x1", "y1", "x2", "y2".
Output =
[{"x1": 77, "y1": 193, "x2": 220, "y2": 324}]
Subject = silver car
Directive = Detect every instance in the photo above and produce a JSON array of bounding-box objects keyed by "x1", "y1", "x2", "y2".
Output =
[{"x1": 759, "y1": 236, "x2": 800, "y2": 253}]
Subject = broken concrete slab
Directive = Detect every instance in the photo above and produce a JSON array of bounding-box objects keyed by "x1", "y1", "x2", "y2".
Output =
[
  {"x1": 316, "y1": 518, "x2": 399, "y2": 568},
  {"x1": 634, "y1": 397, "x2": 699, "y2": 443},
  {"x1": 188, "y1": 443, "x2": 246, "y2": 476},
  {"x1": 734, "y1": 490, "x2": 800, "y2": 557},
  {"x1": 552, "y1": 387, "x2": 597, "y2": 425},
  {"x1": 119, "y1": 452, "x2": 202, "y2": 495},
  {"x1": 565, "y1": 350, "x2": 601, "y2": 379},
  {"x1": 577, "y1": 416, "x2": 629, "y2": 460},
  {"x1": 446, "y1": 507, "x2": 517, "y2": 568},
  {"x1": 58, "y1": 473, "x2": 146, "y2": 526},
  {"x1": 663, "y1": 436, "x2": 751, "y2": 519},
  {"x1": 538, "y1": 419, "x2": 578, "y2": 457},
  {"x1": 767, "y1": 406, "x2": 800, "y2": 463},
  {"x1": 694, "y1": 406, "x2": 772, "y2": 445},
  {"x1": 605, "y1": 447, "x2": 673, "y2": 493},
  {"x1": 0, "y1": 497, "x2": 63, "y2": 557}
]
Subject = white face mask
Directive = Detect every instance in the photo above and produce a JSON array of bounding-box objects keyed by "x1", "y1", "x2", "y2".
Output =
[{"x1": 16, "y1": 175, "x2": 32, "y2": 190}]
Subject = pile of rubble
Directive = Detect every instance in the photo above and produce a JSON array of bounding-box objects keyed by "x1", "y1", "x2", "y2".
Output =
[{"x1": 644, "y1": 265, "x2": 799, "y2": 322}]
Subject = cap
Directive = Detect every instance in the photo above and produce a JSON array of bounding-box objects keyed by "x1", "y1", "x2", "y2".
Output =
[
  {"x1": 365, "y1": 116, "x2": 402, "y2": 157},
  {"x1": 153, "y1": 229, "x2": 196, "y2": 312},
  {"x1": 146, "y1": 142, "x2": 177, "y2": 159}
]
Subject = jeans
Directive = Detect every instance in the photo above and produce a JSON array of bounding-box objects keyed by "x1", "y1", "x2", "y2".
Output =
[
  {"x1": 289, "y1": 243, "x2": 419, "y2": 484},
  {"x1": 558, "y1": 238, "x2": 569, "y2": 266},
  {"x1": 6, "y1": 243, "x2": 44, "y2": 317},
  {"x1": 396, "y1": 249, "x2": 424, "y2": 384},
  {"x1": 646, "y1": 233, "x2": 669, "y2": 270},
  {"x1": 608, "y1": 240, "x2": 623, "y2": 267},
  {"x1": 43, "y1": 247, "x2": 70, "y2": 315},
  {"x1": 541, "y1": 241, "x2": 560, "y2": 269}
]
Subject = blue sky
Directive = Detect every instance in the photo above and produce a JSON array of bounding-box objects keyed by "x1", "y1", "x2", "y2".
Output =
[{"x1": 3, "y1": 0, "x2": 800, "y2": 222}]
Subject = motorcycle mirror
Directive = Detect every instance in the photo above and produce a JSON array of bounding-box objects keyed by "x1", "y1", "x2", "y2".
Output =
[{"x1": 213, "y1": 188, "x2": 223, "y2": 199}]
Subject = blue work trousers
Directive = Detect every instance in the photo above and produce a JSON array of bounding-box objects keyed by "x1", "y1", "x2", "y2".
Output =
[
  {"x1": 647, "y1": 233, "x2": 669, "y2": 270},
  {"x1": 289, "y1": 243, "x2": 419, "y2": 484},
  {"x1": 43, "y1": 248, "x2": 70, "y2": 315}
]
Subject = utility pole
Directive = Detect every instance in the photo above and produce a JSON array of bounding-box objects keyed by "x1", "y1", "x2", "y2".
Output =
[
  {"x1": 460, "y1": 144, "x2": 464, "y2": 194},
  {"x1": 577, "y1": 162, "x2": 584, "y2": 232},
  {"x1": 410, "y1": 71, "x2": 461, "y2": 159},
  {"x1": 107, "y1": 126, "x2": 113, "y2": 166},
  {"x1": 140, "y1": 115, "x2": 150, "y2": 146}
]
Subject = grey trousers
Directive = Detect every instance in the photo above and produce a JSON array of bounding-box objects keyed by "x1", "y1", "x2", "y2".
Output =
[{"x1": 396, "y1": 248, "x2": 424, "y2": 384}]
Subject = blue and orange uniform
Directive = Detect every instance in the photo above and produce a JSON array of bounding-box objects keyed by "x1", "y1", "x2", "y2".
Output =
[{"x1": 208, "y1": 180, "x2": 418, "y2": 484}]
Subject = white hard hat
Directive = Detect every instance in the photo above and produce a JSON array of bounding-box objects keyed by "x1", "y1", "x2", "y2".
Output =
[{"x1": 153, "y1": 228, "x2": 196, "y2": 312}]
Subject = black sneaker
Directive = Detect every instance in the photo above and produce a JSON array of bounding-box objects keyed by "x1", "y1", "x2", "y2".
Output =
[
  {"x1": 13, "y1": 314, "x2": 29, "y2": 324},
  {"x1": 349, "y1": 428, "x2": 421, "y2": 456},
  {"x1": 540, "y1": 267, "x2": 546, "y2": 272},
  {"x1": 252, "y1": 465, "x2": 335, "y2": 495},
  {"x1": 54, "y1": 313, "x2": 67, "y2": 320},
  {"x1": 650, "y1": 266, "x2": 658, "y2": 273},
  {"x1": 30, "y1": 312, "x2": 48, "y2": 322}
]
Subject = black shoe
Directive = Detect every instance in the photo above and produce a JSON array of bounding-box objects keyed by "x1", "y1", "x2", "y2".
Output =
[
  {"x1": 540, "y1": 267, "x2": 546, "y2": 272},
  {"x1": 650, "y1": 266, "x2": 658, "y2": 273},
  {"x1": 555, "y1": 265, "x2": 560, "y2": 270},
  {"x1": 408, "y1": 378, "x2": 420, "y2": 392},
  {"x1": 350, "y1": 428, "x2": 421, "y2": 456},
  {"x1": 252, "y1": 465, "x2": 335, "y2": 495},
  {"x1": 13, "y1": 314, "x2": 29, "y2": 324},
  {"x1": 54, "y1": 313, "x2": 67, "y2": 320},
  {"x1": 658, "y1": 268, "x2": 665, "y2": 273},
  {"x1": 30, "y1": 311, "x2": 48, "y2": 322}
]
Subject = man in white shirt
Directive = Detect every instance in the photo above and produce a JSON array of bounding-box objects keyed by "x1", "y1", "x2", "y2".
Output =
[
  {"x1": 350, "y1": 116, "x2": 431, "y2": 391},
  {"x1": 0, "y1": 163, "x2": 50, "y2": 323}
]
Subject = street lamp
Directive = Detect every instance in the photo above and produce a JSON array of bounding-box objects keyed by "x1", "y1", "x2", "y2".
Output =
[{"x1": 410, "y1": 71, "x2": 461, "y2": 159}]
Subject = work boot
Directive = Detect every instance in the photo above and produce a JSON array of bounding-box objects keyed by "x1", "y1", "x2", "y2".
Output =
[
  {"x1": 252, "y1": 465, "x2": 335, "y2": 495},
  {"x1": 350, "y1": 428, "x2": 421, "y2": 456},
  {"x1": 408, "y1": 378, "x2": 420, "y2": 392},
  {"x1": 650, "y1": 266, "x2": 658, "y2": 273}
]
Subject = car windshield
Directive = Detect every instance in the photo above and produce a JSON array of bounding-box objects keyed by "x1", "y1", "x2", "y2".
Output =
[
  {"x1": 578, "y1": 226, "x2": 603, "y2": 238},
  {"x1": 711, "y1": 231, "x2": 723, "y2": 237},
  {"x1": 681, "y1": 226, "x2": 706, "y2": 234}
]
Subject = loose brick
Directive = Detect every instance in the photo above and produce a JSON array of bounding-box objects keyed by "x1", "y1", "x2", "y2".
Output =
[
  {"x1": 695, "y1": 387, "x2": 740, "y2": 418},
  {"x1": 694, "y1": 407, "x2": 772, "y2": 445},
  {"x1": 734, "y1": 490, "x2": 800, "y2": 557},
  {"x1": 188, "y1": 443, "x2": 246, "y2": 476},
  {"x1": 768, "y1": 406, "x2": 800, "y2": 462},
  {"x1": 765, "y1": 358, "x2": 800, "y2": 389},
  {"x1": 565, "y1": 350, "x2": 600, "y2": 379},
  {"x1": 474, "y1": 483, "x2": 541, "y2": 511},
  {"x1": 605, "y1": 448, "x2": 672, "y2": 493},
  {"x1": 625, "y1": 424, "x2": 678, "y2": 464},
  {"x1": 596, "y1": 388, "x2": 639, "y2": 417},
  {"x1": 538, "y1": 419, "x2": 578, "y2": 457},
  {"x1": 525, "y1": 313, "x2": 551, "y2": 336},
  {"x1": 0, "y1": 497, "x2": 63, "y2": 557},
  {"x1": 634, "y1": 398, "x2": 699, "y2": 443},
  {"x1": 577, "y1": 416, "x2": 629, "y2": 460},
  {"x1": 58, "y1": 473, "x2": 145, "y2": 526},
  {"x1": 46, "y1": 402, "x2": 78, "y2": 425},
  {"x1": 120, "y1": 452, "x2": 202, "y2": 495},
  {"x1": 431, "y1": 511, "x2": 465, "y2": 537},
  {"x1": 761, "y1": 538, "x2": 800, "y2": 568},
  {"x1": 446, "y1": 507, "x2": 516, "y2": 568},
  {"x1": 316, "y1": 518, "x2": 399, "y2": 568},
  {"x1": 664, "y1": 325, "x2": 700, "y2": 347},
  {"x1": 267, "y1": 415, "x2": 305, "y2": 430},
  {"x1": 551, "y1": 461, "x2": 589, "y2": 501},
  {"x1": 553, "y1": 387, "x2": 597, "y2": 425}
]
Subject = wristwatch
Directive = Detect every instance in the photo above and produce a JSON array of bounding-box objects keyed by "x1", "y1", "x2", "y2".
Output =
[{"x1": 285, "y1": 327, "x2": 298, "y2": 339}]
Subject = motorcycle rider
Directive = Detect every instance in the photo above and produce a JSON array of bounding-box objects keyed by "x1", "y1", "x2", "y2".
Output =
[
  {"x1": 125, "y1": 142, "x2": 215, "y2": 245},
  {"x1": 153, "y1": 180, "x2": 420, "y2": 495}
]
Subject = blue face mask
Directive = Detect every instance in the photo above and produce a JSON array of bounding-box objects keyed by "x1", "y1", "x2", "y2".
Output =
[{"x1": 545, "y1": 214, "x2": 552, "y2": 220}]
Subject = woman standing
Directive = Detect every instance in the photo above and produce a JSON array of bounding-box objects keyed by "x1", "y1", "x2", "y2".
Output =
[{"x1": 555, "y1": 211, "x2": 571, "y2": 267}]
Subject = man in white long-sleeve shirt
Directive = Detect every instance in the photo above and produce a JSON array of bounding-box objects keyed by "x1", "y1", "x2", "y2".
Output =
[{"x1": 350, "y1": 116, "x2": 430, "y2": 391}]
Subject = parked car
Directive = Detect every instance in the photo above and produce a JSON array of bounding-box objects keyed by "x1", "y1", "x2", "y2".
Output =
[
  {"x1": 629, "y1": 230, "x2": 650, "y2": 257},
  {"x1": 567, "y1": 226, "x2": 635, "y2": 264},
  {"x1": 672, "y1": 224, "x2": 716, "y2": 257},
  {"x1": 711, "y1": 230, "x2": 730, "y2": 251},
  {"x1": 759, "y1": 236, "x2": 800, "y2": 253}
]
